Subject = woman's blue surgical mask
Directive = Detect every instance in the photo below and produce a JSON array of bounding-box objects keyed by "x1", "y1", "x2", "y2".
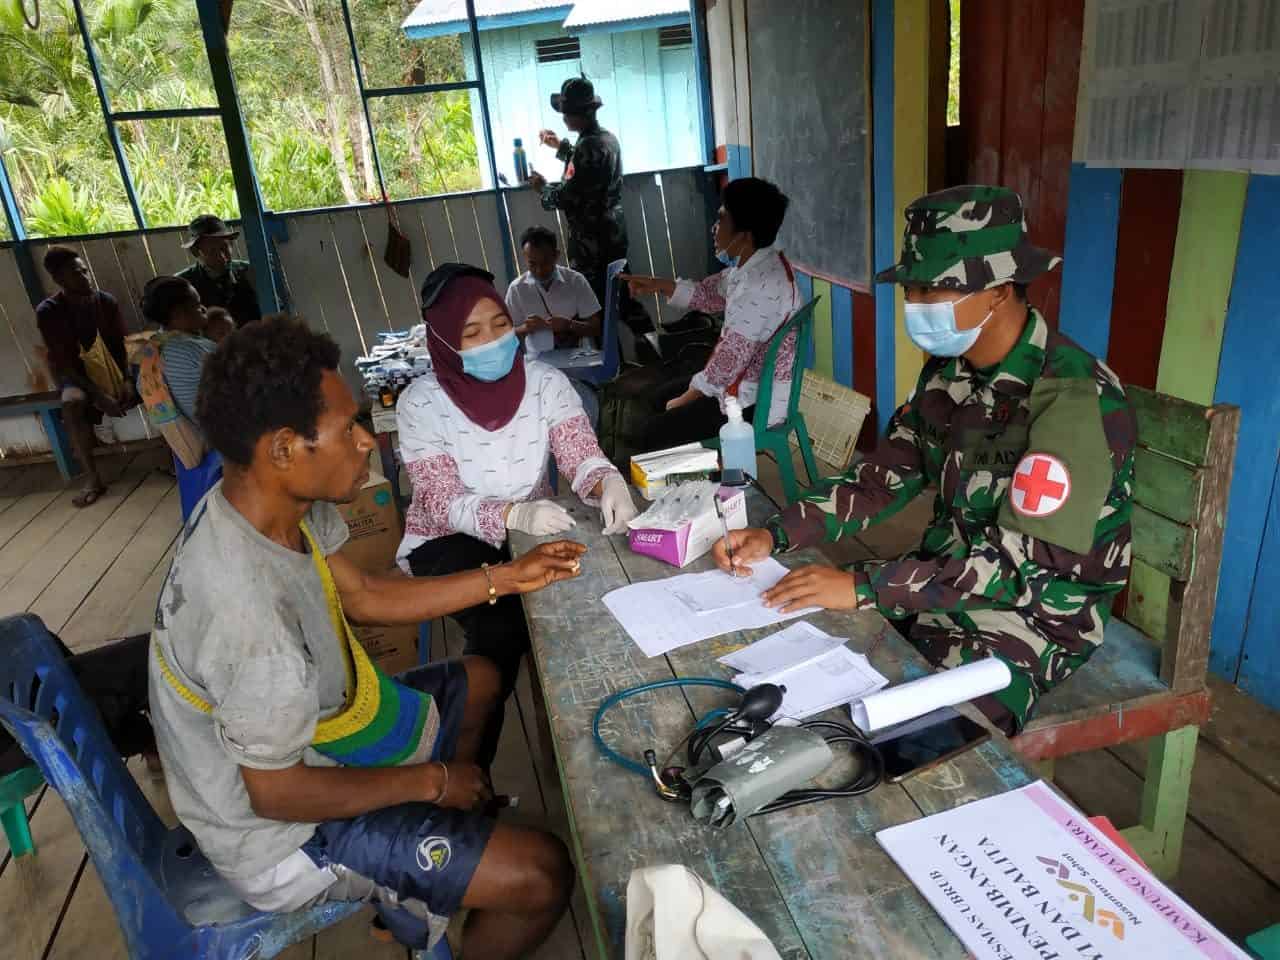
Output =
[
  {"x1": 715, "y1": 228, "x2": 745, "y2": 268},
  {"x1": 455, "y1": 330, "x2": 520, "y2": 381},
  {"x1": 903, "y1": 292, "x2": 992, "y2": 357}
]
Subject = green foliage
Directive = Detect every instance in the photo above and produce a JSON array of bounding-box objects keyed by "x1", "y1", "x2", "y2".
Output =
[{"x1": 0, "y1": 0, "x2": 481, "y2": 237}]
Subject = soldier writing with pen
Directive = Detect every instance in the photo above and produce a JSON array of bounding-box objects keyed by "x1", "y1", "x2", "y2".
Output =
[{"x1": 713, "y1": 186, "x2": 1137, "y2": 736}]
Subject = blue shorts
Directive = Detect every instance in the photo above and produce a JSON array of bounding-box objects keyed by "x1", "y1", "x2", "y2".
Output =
[{"x1": 301, "y1": 659, "x2": 496, "y2": 946}]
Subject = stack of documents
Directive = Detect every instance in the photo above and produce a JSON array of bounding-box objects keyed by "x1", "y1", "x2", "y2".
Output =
[
  {"x1": 602, "y1": 558, "x2": 819, "y2": 657},
  {"x1": 718, "y1": 622, "x2": 889, "y2": 722}
]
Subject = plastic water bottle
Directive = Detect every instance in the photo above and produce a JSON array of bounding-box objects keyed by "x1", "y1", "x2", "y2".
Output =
[
  {"x1": 719, "y1": 396, "x2": 757, "y2": 478},
  {"x1": 513, "y1": 138, "x2": 529, "y2": 182}
]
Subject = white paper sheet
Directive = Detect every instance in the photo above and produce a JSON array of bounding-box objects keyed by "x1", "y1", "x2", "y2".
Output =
[
  {"x1": 717, "y1": 621, "x2": 848, "y2": 675},
  {"x1": 877, "y1": 781, "x2": 1250, "y2": 959},
  {"x1": 668, "y1": 558, "x2": 796, "y2": 616},
  {"x1": 737, "y1": 646, "x2": 889, "y2": 722},
  {"x1": 602, "y1": 562, "x2": 819, "y2": 658},
  {"x1": 849, "y1": 658, "x2": 1012, "y2": 732}
]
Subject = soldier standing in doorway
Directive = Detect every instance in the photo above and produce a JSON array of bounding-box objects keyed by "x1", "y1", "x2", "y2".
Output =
[
  {"x1": 713, "y1": 185, "x2": 1137, "y2": 736},
  {"x1": 529, "y1": 76, "x2": 652, "y2": 344}
]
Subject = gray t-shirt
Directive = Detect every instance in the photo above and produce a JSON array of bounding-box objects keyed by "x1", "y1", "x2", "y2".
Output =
[{"x1": 148, "y1": 486, "x2": 355, "y2": 887}]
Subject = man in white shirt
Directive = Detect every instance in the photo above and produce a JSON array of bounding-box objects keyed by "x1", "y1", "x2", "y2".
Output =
[
  {"x1": 506, "y1": 226, "x2": 602, "y2": 358},
  {"x1": 506, "y1": 225, "x2": 604, "y2": 422}
]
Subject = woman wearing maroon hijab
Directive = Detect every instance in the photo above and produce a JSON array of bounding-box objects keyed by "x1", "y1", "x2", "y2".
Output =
[{"x1": 396, "y1": 264, "x2": 636, "y2": 764}]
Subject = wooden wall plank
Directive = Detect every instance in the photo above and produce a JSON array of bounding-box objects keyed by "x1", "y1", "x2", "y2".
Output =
[
  {"x1": 893, "y1": 0, "x2": 929, "y2": 403},
  {"x1": 360, "y1": 208, "x2": 421, "y2": 330},
  {"x1": 829, "y1": 283, "x2": 854, "y2": 388},
  {"x1": 110, "y1": 233, "x2": 158, "y2": 329},
  {"x1": 444, "y1": 196, "x2": 488, "y2": 274},
  {"x1": 659, "y1": 167, "x2": 714, "y2": 282},
  {"x1": 810, "y1": 277, "x2": 833, "y2": 378},
  {"x1": 274, "y1": 215, "x2": 366, "y2": 392},
  {"x1": 328, "y1": 209, "x2": 390, "y2": 343},
  {"x1": 1106, "y1": 169, "x2": 1182, "y2": 390},
  {"x1": 851, "y1": 289, "x2": 878, "y2": 449},
  {"x1": 1156, "y1": 171, "x2": 1247, "y2": 406},
  {"x1": 79, "y1": 238, "x2": 143, "y2": 332},
  {"x1": 0, "y1": 250, "x2": 46, "y2": 394},
  {"x1": 959, "y1": 0, "x2": 1008, "y2": 184},
  {"x1": 1214, "y1": 174, "x2": 1280, "y2": 699},
  {"x1": 471, "y1": 193, "x2": 514, "y2": 291},
  {"x1": 871, "y1": 0, "x2": 896, "y2": 431},
  {"x1": 998, "y1": 0, "x2": 1048, "y2": 255},
  {"x1": 1058, "y1": 164, "x2": 1122, "y2": 360},
  {"x1": 1031, "y1": 0, "x2": 1084, "y2": 327},
  {"x1": 409, "y1": 197, "x2": 459, "y2": 270},
  {"x1": 143, "y1": 229, "x2": 191, "y2": 278},
  {"x1": 632, "y1": 173, "x2": 680, "y2": 327}
]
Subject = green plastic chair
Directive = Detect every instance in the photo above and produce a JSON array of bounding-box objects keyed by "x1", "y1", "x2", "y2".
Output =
[
  {"x1": 704, "y1": 297, "x2": 821, "y2": 504},
  {"x1": 0, "y1": 765, "x2": 42, "y2": 859}
]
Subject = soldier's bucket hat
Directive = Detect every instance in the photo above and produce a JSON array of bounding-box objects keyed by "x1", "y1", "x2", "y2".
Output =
[
  {"x1": 876, "y1": 184, "x2": 1061, "y2": 293},
  {"x1": 551, "y1": 76, "x2": 603, "y2": 114}
]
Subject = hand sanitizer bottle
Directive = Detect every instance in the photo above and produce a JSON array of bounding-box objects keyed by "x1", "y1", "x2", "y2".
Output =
[{"x1": 719, "y1": 396, "x2": 757, "y2": 478}]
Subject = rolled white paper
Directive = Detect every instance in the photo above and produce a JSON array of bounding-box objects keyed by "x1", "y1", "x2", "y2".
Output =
[{"x1": 850, "y1": 658, "x2": 1013, "y2": 732}]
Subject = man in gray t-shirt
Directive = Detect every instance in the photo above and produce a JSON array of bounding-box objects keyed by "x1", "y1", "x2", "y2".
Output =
[{"x1": 150, "y1": 316, "x2": 586, "y2": 957}]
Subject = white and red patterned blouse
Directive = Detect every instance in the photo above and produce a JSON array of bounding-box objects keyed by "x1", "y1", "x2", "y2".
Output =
[
  {"x1": 394, "y1": 361, "x2": 618, "y2": 565},
  {"x1": 667, "y1": 245, "x2": 799, "y2": 426}
]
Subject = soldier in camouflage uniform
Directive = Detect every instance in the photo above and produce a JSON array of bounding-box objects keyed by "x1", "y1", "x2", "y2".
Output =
[
  {"x1": 529, "y1": 77, "x2": 629, "y2": 310},
  {"x1": 714, "y1": 185, "x2": 1136, "y2": 734}
]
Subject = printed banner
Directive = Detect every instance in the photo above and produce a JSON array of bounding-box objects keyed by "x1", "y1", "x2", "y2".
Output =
[{"x1": 877, "y1": 781, "x2": 1248, "y2": 960}]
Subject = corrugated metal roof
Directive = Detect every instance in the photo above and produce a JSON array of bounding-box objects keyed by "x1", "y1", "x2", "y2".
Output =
[
  {"x1": 401, "y1": 0, "x2": 688, "y2": 33},
  {"x1": 561, "y1": 0, "x2": 688, "y2": 29},
  {"x1": 402, "y1": 0, "x2": 568, "y2": 30}
]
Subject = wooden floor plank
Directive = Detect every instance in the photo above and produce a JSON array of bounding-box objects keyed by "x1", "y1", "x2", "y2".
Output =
[
  {"x1": 59, "y1": 487, "x2": 180, "y2": 651},
  {"x1": 28, "y1": 471, "x2": 174, "y2": 633},
  {"x1": 44, "y1": 759, "x2": 175, "y2": 960},
  {"x1": 0, "y1": 788, "x2": 90, "y2": 960},
  {"x1": 0, "y1": 460, "x2": 151, "y2": 615},
  {"x1": 1203, "y1": 674, "x2": 1280, "y2": 794},
  {"x1": 314, "y1": 906, "x2": 408, "y2": 960},
  {"x1": 0, "y1": 456, "x2": 134, "y2": 588},
  {"x1": 1110, "y1": 735, "x2": 1280, "y2": 890},
  {"x1": 1056, "y1": 748, "x2": 1280, "y2": 942},
  {"x1": 0, "y1": 487, "x2": 63, "y2": 556}
]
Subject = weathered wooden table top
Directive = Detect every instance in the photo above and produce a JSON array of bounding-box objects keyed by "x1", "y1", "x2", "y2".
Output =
[{"x1": 509, "y1": 487, "x2": 1035, "y2": 959}]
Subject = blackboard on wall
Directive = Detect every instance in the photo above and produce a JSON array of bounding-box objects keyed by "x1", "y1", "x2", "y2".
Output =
[{"x1": 747, "y1": 0, "x2": 872, "y2": 286}]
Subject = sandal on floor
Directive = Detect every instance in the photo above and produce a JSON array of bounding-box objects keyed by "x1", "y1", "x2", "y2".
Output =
[{"x1": 72, "y1": 486, "x2": 106, "y2": 508}]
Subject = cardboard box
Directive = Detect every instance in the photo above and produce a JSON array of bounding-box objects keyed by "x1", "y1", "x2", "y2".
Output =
[
  {"x1": 336, "y1": 470, "x2": 419, "y2": 675},
  {"x1": 630, "y1": 442, "x2": 720, "y2": 500},
  {"x1": 628, "y1": 486, "x2": 746, "y2": 567}
]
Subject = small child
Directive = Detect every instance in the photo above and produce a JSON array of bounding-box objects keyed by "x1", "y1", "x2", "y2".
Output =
[{"x1": 204, "y1": 306, "x2": 234, "y2": 344}]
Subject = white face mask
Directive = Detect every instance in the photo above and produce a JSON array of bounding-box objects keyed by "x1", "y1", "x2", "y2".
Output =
[{"x1": 903, "y1": 291, "x2": 992, "y2": 357}]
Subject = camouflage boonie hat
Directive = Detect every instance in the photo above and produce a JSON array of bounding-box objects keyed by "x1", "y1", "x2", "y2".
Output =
[{"x1": 874, "y1": 185, "x2": 1061, "y2": 292}]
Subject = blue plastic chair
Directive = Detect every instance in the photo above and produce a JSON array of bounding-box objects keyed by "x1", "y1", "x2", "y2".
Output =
[
  {"x1": 0, "y1": 613, "x2": 365, "y2": 959},
  {"x1": 573, "y1": 257, "x2": 626, "y2": 387},
  {"x1": 176, "y1": 449, "x2": 223, "y2": 522}
]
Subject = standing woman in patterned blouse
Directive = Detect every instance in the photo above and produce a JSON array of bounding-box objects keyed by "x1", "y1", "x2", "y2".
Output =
[
  {"x1": 396, "y1": 264, "x2": 638, "y2": 764},
  {"x1": 623, "y1": 177, "x2": 798, "y2": 451}
]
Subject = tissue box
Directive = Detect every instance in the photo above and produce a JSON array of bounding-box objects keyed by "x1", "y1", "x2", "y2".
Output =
[
  {"x1": 628, "y1": 486, "x2": 747, "y2": 567},
  {"x1": 630, "y1": 442, "x2": 720, "y2": 500}
]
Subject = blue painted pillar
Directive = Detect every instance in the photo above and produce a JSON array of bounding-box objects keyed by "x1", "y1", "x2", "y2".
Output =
[
  {"x1": 196, "y1": 0, "x2": 282, "y2": 311},
  {"x1": 1058, "y1": 164, "x2": 1123, "y2": 358},
  {"x1": 0, "y1": 149, "x2": 44, "y2": 309},
  {"x1": 871, "y1": 0, "x2": 896, "y2": 431}
]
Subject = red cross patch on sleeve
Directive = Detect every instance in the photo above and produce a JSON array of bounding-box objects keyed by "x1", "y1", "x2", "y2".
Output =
[{"x1": 1010, "y1": 453, "x2": 1071, "y2": 518}]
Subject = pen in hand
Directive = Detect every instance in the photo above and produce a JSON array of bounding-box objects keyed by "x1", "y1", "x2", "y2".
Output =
[{"x1": 714, "y1": 496, "x2": 737, "y2": 577}]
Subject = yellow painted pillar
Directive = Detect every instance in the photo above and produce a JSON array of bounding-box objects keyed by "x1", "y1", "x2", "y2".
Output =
[{"x1": 893, "y1": 0, "x2": 931, "y2": 402}]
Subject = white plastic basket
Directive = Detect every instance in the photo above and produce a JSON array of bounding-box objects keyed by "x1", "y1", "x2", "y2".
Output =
[{"x1": 791, "y1": 370, "x2": 871, "y2": 471}]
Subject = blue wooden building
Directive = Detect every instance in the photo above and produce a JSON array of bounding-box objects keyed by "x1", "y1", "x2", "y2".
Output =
[{"x1": 401, "y1": 0, "x2": 702, "y2": 185}]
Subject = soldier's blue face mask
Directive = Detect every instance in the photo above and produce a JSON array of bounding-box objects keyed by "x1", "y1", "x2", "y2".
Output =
[{"x1": 903, "y1": 291, "x2": 992, "y2": 357}]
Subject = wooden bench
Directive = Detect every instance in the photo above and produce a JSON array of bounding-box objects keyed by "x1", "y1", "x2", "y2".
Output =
[
  {"x1": 0, "y1": 390, "x2": 78, "y2": 481},
  {"x1": 1015, "y1": 386, "x2": 1240, "y2": 880}
]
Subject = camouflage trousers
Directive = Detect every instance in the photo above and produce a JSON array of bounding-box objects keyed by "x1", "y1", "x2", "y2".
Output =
[{"x1": 880, "y1": 604, "x2": 1102, "y2": 736}]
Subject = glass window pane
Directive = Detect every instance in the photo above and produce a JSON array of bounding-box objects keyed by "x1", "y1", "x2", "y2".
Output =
[
  {"x1": 229, "y1": 0, "x2": 376, "y2": 212},
  {"x1": 369, "y1": 92, "x2": 482, "y2": 198},
  {"x1": 121, "y1": 118, "x2": 239, "y2": 228},
  {"x1": 81, "y1": 0, "x2": 216, "y2": 111},
  {"x1": 353, "y1": 0, "x2": 468, "y2": 88},
  {"x1": 0, "y1": 3, "x2": 135, "y2": 236}
]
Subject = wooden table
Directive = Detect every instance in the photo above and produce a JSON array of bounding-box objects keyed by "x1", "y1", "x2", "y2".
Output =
[{"x1": 509, "y1": 488, "x2": 1036, "y2": 959}]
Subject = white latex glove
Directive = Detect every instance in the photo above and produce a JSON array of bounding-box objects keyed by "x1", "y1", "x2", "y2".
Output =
[
  {"x1": 506, "y1": 499, "x2": 576, "y2": 536},
  {"x1": 600, "y1": 473, "x2": 639, "y2": 535}
]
